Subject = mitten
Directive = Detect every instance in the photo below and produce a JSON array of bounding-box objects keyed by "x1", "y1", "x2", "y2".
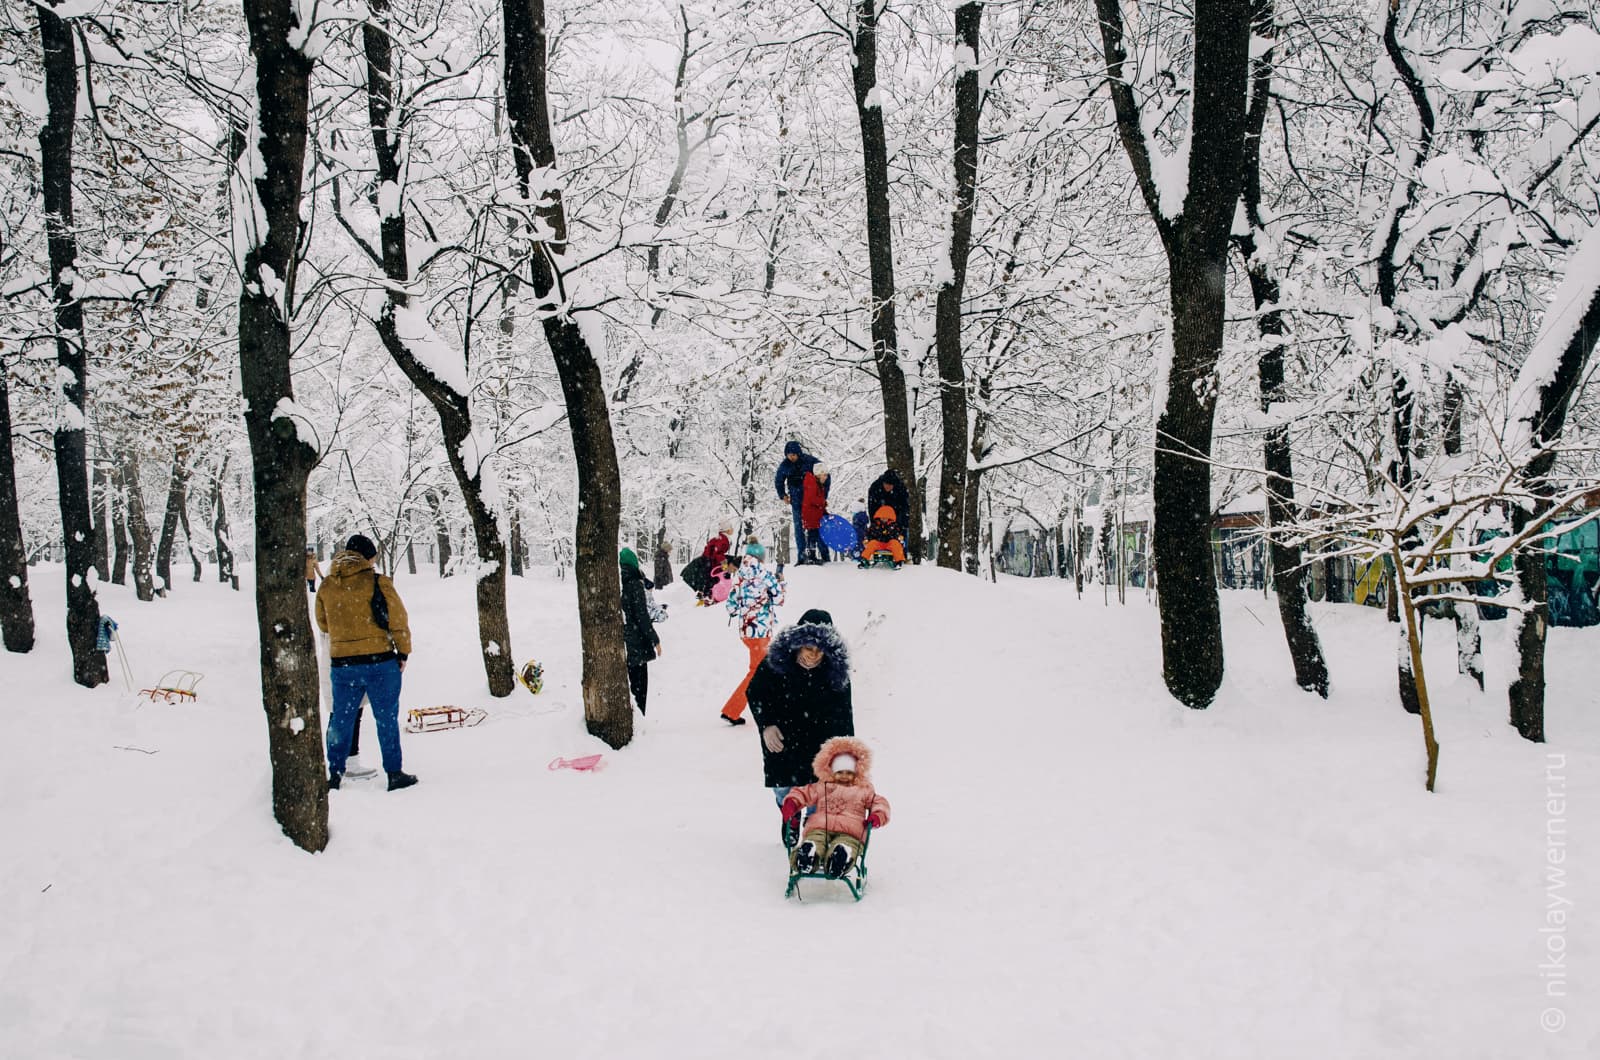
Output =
[
  {"x1": 780, "y1": 796, "x2": 802, "y2": 823},
  {"x1": 868, "y1": 811, "x2": 887, "y2": 829}
]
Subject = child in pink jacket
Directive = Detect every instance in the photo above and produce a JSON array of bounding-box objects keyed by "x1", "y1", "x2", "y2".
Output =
[{"x1": 780, "y1": 735, "x2": 889, "y2": 878}]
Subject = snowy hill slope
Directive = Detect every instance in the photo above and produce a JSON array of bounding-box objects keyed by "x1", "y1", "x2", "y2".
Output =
[{"x1": 1, "y1": 564, "x2": 1595, "y2": 1058}]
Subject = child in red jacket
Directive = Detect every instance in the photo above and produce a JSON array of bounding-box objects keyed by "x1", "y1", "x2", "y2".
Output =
[
  {"x1": 781, "y1": 735, "x2": 889, "y2": 878},
  {"x1": 799, "y1": 465, "x2": 831, "y2": 564}
]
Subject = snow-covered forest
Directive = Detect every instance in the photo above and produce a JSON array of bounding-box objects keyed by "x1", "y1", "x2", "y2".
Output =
[{"x1": 2, "y1": 0, "x2": 1598, "y2": 1053}]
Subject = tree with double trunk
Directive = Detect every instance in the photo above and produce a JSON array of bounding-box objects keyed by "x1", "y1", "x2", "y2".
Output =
[
  {"x1": 36, "y1": 1, "x2": 107, "y2": 687},
  {"x1": 116, "y1": 448, "x2": 157, "y2": 601},
  {"x1": 503, "y1": 0, "x2": 632, "y2": 748},
  {"x1": 236, "y1": 0, "x2": 327, "y2": 851},
  {"x1": 338, "y1": 0, "x2": 515, "y2": 697},
  {"x1": 849, "y1": 0, "x2": 922, "y2": 563},
  {"x1": 1095, "y1": 0, "x2": 1252, "y2": 708}
]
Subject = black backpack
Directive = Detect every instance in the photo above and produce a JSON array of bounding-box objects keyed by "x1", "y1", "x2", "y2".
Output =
[{"x1": 369, "y1": 572, "x2": 390, "y2": 631}]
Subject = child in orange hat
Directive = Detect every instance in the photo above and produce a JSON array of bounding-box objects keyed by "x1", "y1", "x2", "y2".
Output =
[{"x1": 856, "y1": 504, "x2": 905, "y2": 568}]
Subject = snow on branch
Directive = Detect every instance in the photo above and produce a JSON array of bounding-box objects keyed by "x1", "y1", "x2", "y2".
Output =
[{"x1": 1503, "y1": 223, "x2": 1600, "y2": 456}]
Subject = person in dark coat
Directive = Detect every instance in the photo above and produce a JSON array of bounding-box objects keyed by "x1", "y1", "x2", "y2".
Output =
[
  {"x1": 774, "y1": 441, "x2": 820, "y2": 561},
  {"x1": 867, "y1": 469, "x2": 910, "y2": 532},
  {"x1": 653, "y1": 542, "x2": 673, "y2": 588},
  {"x1": 745, "y1": 608, "x2": 854, "y2": 842},
  {"x1": 619, "y1": 549, "x2": 661, "y2": 713}
]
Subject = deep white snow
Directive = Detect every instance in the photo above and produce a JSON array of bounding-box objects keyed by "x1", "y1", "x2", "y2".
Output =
[{"x1": 2, "y1": 563, "x2": 1596, "y2": 1058}]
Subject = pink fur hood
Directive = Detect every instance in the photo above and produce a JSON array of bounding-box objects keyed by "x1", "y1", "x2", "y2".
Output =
[
  {"x1": 811, "y1": 735, "x2": 873, "y2": 783},
  {"x1": 783, "y1": 736, "x2": 889, "y2": 843}
]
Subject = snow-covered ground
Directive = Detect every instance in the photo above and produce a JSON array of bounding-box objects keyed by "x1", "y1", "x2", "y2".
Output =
[{"x1": 2, "y1": 563, "x2": 1595, "y2": 1058}]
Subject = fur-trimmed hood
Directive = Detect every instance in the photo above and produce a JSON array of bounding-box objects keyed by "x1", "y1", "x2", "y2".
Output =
[
  {"x1": 766, "y1": 619, "x2": 850, "y2": 690},
  {"x1": 811, "y1": 735, "x2": 873, "y2": 783},
  {"x1": 327, "y1": 549, "x2": 376, "y2": 580}
]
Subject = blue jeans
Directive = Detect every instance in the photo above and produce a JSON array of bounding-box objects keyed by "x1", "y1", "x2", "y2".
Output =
[
  {"x1": 789, "y1": 496, "x2": 806, "y2": 558},
  {"x1": 328, "y1": 658, "x2": 404, "y2": 775}
]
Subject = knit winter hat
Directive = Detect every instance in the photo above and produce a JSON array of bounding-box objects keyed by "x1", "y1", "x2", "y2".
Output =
[
  {"x1": 744, "y1": 542, "x2": 766, "y2": 559},
  {"x1": 797, "y1": 608, "x2": 833, "y2": 626},
  {"x1": 619, "y1": 548, "x2": 640, "y2": 570},
  {"x1": 830, "y1": 753, "x2": 858, "y2": 773},
  {"x1": 346, "y1": 534, "x2": 378, "y2": 559},
  {"x1": 813, "y1": 464, "x2": 829, "y2": 479}
]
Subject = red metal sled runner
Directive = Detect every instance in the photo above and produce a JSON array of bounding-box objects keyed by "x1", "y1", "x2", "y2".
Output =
[{"x1": 404, "y1": 705, "x2": 488, "y2": 733}]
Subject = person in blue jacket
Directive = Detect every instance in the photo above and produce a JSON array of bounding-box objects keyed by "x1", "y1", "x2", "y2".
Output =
[{"x1": 773, "y1": 440, "x2": 820, "y2": 560}]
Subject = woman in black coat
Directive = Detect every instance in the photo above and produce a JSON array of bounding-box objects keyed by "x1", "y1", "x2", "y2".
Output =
[
  {"x1": 745, "y1": 608, "x2": 854, "y2": 839},
  {"x1": 619, "y1": 549, "x2": 661, "y2": 713},
  {"x1": 867, "y1": 469, "x2": 910, "y2": 531}
]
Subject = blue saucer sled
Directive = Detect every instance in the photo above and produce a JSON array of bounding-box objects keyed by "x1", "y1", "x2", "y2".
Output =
[{"x1": 819, "y1": 514, "x2": 858, "y2": 555}]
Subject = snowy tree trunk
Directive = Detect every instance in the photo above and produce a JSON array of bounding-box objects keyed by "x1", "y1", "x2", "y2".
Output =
[
  {"x1": 933, "y1": 2, "x2": 982, "y2": 571},
  {"x1": 504, "y1": 0, "x2": 631, "y2": 747},
  {"x1": 1097, "y1": 0, "x2": 1250, "y2": 707},
  {"x1": 90, "y1": 462, "x2": 109, "y2": 582},
  {"x1": 362, "y1": 2, "x2": 513, "y2": 696},
  {"x1": 119, "y1": 452, "x2": 156, "y2": 602},
  {"x1": 1377, "y1": 5, "x2": 1432, "y2": 717},
  {"x1": 1508, "y1": 550, "x2": 1548, "y2": 743},
  {"x1": 155, "y1": 458, "x2": 188, "y2": 594},
  {"x1": 211, "y1": 460, "x2": 236, "y2": 590},
  {"x1": 0, "y1": 362, "x2": 35, "y2": 653},
  {"x1": 1506, "y1": 264, "x2": 1600, "y2": 740},
  {"x1": 237, "y1": 0, "x2": 326, "y2": 852},
  {"x1": 111, "y1": 475, "x2": 129, "y2": 586},
  {"x1": 176, "y1": 486, "x2": 202, "y2": 583},
  {"x1": 1455, "y1": 598, "x2": 1483, "y2": 691},
  {"x1": 850, "y1": 0, "x2": 921, "y2": 563},
  {"x1": 37, "y1": 3, "x2": 107, "y2": 687},
  {"x1": 424, "y1": 490, "x2": 451, "y2": 576},
  {"x1": 1235, "y1": 1, "x2": 1327, "y2": 697},
  {"x1": 962, "y1": 369, "x2": 994, "y2": 577}
]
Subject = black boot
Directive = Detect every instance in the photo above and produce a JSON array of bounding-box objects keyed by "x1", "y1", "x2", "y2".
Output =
[
  {"x1": 328, "y1": 773, "x2": 341, "y2": 791},
  {"x1": 387, "y1": 771, "x2": 419, "y2": 791},
  {"x1": 825, "y1": 844, "x2": 853, "y2": 879},
  {"x1": 793, "y1": 841, "x2": 818, "y2": 874}
]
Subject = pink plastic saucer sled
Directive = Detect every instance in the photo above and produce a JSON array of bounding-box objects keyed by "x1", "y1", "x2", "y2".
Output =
[{"x1": 548, "y1": 754, "x2": 606, "y2": 772}]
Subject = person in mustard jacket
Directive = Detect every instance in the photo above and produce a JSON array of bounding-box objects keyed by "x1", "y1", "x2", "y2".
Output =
[
  {"x1": 315, "y1": 534, "x2": 418, "y2": 791},
  {"x1": 780, "y1": 735, "x2": 889, "y2": 878}
]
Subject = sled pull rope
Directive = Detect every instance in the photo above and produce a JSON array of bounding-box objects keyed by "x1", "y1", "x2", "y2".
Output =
[{"x1": 111, "y1": 630, "x2": 136, "y2": 693}]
